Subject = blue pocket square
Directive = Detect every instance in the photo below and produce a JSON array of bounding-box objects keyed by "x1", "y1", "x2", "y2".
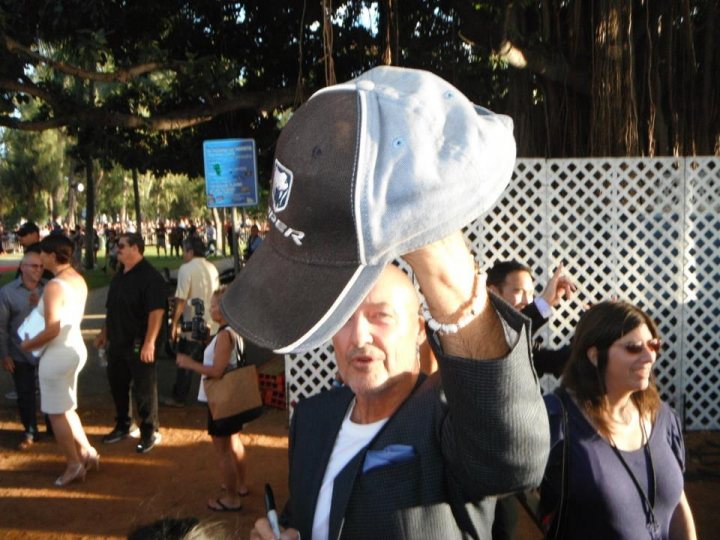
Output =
[{"x1": 362, "y1": 444, "x2": 416, "y2": 473}]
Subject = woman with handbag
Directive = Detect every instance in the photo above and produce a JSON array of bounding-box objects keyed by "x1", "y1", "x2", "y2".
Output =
[
  {"x1": 540, "y1": 301, "x2": 696, "y2": 539},
  {"x1": 20, "y1": 234, "x2": 98, "y2": 486},
  {"x1": 176, "y1": 286, "x2": 250, "y2": 512}
]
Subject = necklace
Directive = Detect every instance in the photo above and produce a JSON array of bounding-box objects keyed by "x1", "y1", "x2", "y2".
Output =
[{"x1": 608, "y1": 414, "x2": 660, "y2": 540}]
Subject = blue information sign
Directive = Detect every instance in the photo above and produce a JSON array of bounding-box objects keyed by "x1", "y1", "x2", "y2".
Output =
[{"x1": 203, "y1": 138, "x2": 259, "y2": 208}]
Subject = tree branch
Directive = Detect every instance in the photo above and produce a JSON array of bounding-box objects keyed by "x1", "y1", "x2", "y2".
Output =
[
  {"x1": 0, "y1": 77, "x2": 58, "y2": 105},
  {"x1": 495, "y1": 40, "x2": 590, "y2": 95},
  {"x1": 3, "y1": 35, "x2": 179, "y2": 83},
  {"x1": 0, "y1": 87, "x2": 301, "y2": 131}
]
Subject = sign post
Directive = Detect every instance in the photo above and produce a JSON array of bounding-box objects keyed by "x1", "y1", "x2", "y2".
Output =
[{"x1": 203, "y1": 138, "x2": 259, "y2": 274}]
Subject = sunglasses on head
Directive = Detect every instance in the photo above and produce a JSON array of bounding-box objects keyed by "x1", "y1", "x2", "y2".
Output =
[{"x1": 618, "y1": 338, "x2": 662, "y2": 355}]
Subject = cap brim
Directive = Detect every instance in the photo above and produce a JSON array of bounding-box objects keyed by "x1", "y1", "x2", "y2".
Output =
[{"x1": 220, "y1": 241, "x2": 384, "y2": 354}]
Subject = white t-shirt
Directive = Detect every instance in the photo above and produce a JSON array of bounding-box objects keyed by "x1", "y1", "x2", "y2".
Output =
[
  {"x1": 175, "y1": 257, "x2": 220, "y2": 335},
  {"x1": 311, "y1": 402, "x2": 388, "y2": 540}
]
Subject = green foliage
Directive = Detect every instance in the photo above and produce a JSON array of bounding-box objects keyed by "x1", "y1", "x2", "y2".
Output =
[
  {"x1": 0, "y1": 125, "x2": 69, "y2": 224},
  {"x1": 1, "y1": 0, "x2": 715, "y2": 169}
]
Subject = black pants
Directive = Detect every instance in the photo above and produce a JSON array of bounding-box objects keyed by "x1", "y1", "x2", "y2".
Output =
[
  {"x1": 172, "y1": 338, "x2": 204, "y2": 402},
  {"x1": 107, "y1": 344, "x2": 159, "y2": 437},
  {"x1": 12, "y1": 361, "x2": 39, "y2": 438}
]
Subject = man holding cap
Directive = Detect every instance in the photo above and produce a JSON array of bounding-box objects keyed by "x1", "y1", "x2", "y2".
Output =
[{"x1": 239, "y1": 67, "x2": 548, "y2": 539}]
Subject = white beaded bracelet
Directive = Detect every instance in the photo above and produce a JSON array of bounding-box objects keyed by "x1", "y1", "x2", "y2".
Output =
[{"x1": 420, "y1": 272, "x2": 484, "y2": 335}]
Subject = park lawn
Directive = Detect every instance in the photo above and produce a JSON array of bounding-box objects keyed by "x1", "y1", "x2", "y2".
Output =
[{"x1": 0, "y1": 250, "x2": 185, "y2": 290}]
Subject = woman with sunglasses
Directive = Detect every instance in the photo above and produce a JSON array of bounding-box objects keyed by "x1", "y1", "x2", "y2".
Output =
[{"x1": 540, "y1": 301, "x2": 696, "y2": 540}]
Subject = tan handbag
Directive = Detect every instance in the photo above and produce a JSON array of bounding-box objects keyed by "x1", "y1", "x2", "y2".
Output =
[{"x1": 204, "y1": 364, "x2": 263, "y2": 421}]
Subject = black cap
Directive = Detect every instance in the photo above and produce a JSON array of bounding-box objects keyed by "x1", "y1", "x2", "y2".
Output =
[{"x1": 16, "y1": 222, "x2": 40, "y2": 237}]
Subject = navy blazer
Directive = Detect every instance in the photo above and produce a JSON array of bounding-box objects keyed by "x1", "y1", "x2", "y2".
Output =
[{"x1": 282, "y1": 295, "x2": 549, "y2": 539}]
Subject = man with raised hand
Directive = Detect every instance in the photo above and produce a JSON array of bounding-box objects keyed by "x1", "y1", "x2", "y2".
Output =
[
  {"x1": 222, "y1": 66, "x2": 548, "y2": 539},
  {"x1": 487, "y1": 260, "x2": 576, "y2": 378}
]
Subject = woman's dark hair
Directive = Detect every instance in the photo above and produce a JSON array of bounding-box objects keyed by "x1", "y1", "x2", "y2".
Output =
[
  {"x1": 40, "y1": 234, "x2": 74, "y2": 264},
  {"x1": 562, "y1": 300, "x2": 661, "y2": 437}
]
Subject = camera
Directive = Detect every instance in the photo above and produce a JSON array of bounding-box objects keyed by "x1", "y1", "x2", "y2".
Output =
[{"x1": 180, "y1": 298, "x2": 210, "y2": 342}]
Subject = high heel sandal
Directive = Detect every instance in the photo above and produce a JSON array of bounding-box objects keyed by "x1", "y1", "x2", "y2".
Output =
[
  {"x1": 84, "y1": 447, "x2": 100, "y2": 472},
  {"x1": 54, "y1": 462, "x2": 86, "y2": 487}
]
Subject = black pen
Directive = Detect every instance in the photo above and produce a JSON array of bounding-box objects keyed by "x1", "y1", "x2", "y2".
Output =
[{"x1": 264, "y1": 483, "x2": 281, "y2": 539}]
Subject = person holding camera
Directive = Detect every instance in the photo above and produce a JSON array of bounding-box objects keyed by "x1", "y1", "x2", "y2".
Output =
[
  {"x1": 163, "y1": 236, "x2": 219, "y2": 408},
  {"x1": 175, "y1": 286, "x2": 250, "y2": 512},
  {"x1": 94, "y1": 233, "x2": 167, "y2": 453}
]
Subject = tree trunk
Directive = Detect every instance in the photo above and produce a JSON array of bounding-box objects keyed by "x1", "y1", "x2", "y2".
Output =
[
  {"x1": 84, "y1": 157, "x2": 95, "y2": 270},
  {"x1": 132, "y1": 168, "x2": 142, "y2": 236},
  {"x1": 120, "y1": 175, "x2": 127, "y2": 226},
  {"x1": 590, "y1": 0, "x2": 639, "y2": 156},
  {"x1": 67, "y1": 174, "x2": 76, "y2": 229},
  {"x1": 699, "y1": 0, "x2": 716, "y2": 154},
  {"x1": 379, "y1": 0, "x2": 400, "y2": 66}
]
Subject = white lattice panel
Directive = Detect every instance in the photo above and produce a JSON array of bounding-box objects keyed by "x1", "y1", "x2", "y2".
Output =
[
  {"x1": 682, "y1": 158, "x2": 720, "y2": 430},
  {"x1": 286, "y1": 157, "x2": 720, "y2": 430}
]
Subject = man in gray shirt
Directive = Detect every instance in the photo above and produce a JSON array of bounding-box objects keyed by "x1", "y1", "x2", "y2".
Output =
[{"x1": 0, "y1": 251, "x2": 46, "y2": 449}]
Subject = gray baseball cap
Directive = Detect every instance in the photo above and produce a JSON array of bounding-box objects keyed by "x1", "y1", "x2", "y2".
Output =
[{"x1": 221, "y1": 66, "x2": 516, "y2": 353}]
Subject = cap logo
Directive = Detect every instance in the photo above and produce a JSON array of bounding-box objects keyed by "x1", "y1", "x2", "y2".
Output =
[{"x1": 272, "y1": 160, "x2": 293, "y2": 213}]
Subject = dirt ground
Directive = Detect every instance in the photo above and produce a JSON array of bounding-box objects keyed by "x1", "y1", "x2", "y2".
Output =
[{"x1": 0, "y1": 284, "x2": 718, "y2": 538}]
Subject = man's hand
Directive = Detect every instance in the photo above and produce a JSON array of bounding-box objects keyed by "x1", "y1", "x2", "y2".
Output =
[
  {"x1": 19, "y1": 335, "x2": 32, "y2": 352},
  {"x1": 176, "y1": 353, "x2": 193, "y2": 369},
  {"x1": 93, "y1": 332, "x2": 107, "y2": 349},
  {"x1": 403, "y1": 231, "x2": 508, "y2": 360},
  {"x1": 140, "y1": 342, "x2": 155, "y2": 363},
  {"x1": 540, "y1": 263, "x2": 577, "y2": 307},
  {"x1": 170, "y1": 322, "x2": 180, "y2": 342},
  {"x1": 250, "y1": 518, "x2": 300, "y2": 540},
  {"x1": 2, "y1": 356, "x2": 14, "y2": 373}
]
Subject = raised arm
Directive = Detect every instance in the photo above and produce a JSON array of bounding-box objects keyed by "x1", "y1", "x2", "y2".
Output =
[
  {"x1": 403, "y1": 231, "x2": 508, "y2": 360},
  {"x1": 405, "y1": 232, "x2": 549, "y2": 497}
]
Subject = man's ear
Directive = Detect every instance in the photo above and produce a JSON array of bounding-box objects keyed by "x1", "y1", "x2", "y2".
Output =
[
  {"x1": 587, "y1": 346, "x2": 598, "y2": 367},
  {"x1": 487, "y1": 284, "x2": 499, "y2": 295}
]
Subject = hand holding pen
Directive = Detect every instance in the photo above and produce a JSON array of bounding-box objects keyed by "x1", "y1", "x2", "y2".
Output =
[
  {"x1": 249, "y1": 483, "x2": 300, "y2": 540},
  {"x1": 265, "y1": 483, "x2": 281, "y2": 538}
]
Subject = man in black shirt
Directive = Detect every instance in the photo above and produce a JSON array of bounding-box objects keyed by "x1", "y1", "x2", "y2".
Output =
[
  {"x1": 15, "y1": 222, "x2": 55, "y2": 281},
  {"x1": 94, "y1": 233, "x2": 167, "y2": 453}
]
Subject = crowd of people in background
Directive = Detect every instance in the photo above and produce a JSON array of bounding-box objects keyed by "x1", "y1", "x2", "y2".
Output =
[{"x1": 0, "y1": 216, "x2": 267, "y2": 272}]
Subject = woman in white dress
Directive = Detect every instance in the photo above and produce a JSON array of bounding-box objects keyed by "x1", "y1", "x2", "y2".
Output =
[{"x1": 21, "y1": 234, "x2": 98, "y2": 486}]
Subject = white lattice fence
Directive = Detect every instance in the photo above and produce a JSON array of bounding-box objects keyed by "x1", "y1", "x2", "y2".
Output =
[{"x1": 285, "y1": 157, "x2": 720, "y2": 430}]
